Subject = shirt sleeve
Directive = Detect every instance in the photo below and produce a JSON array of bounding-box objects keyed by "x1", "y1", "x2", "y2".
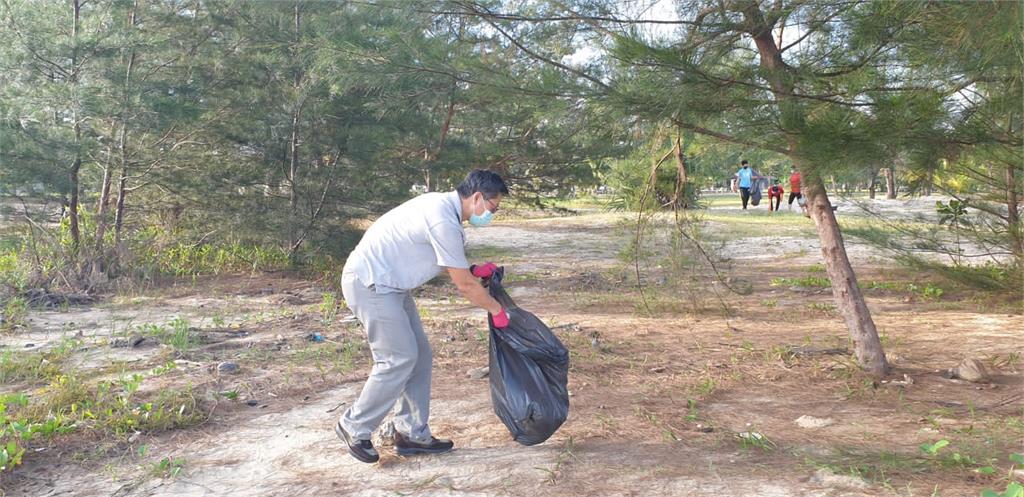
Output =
[{"x1": 426, "y1": 220, "x2": 470, "y2": 269}]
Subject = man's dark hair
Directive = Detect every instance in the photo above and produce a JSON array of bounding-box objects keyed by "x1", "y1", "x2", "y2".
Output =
[
  {"x1": 456, "y1": 169, "x2": 509, "y2": 199},
  {"x1": 741, "y1": 160, "x2": 749, "y2": 166}
]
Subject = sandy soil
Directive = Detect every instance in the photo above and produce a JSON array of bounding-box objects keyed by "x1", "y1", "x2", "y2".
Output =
[{"x1": 2, "y1": 200, "x2": 1021, "y2": 497}]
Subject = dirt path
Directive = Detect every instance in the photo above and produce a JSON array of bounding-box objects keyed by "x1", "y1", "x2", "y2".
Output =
[{"x1": 3, "y1": 205, "x2": 1022, "y2": 497}]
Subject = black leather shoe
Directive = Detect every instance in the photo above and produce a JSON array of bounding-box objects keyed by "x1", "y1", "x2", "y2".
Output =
[
  {"x1": 335, "y1": 422, "x2": 379, "y2": 463},
  {"x1": 394, "y1": 431, "x2": 454, "y2": 456}
]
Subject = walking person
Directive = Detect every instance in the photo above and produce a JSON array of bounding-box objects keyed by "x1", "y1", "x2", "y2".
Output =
[
  {"x1": 732, "y1": 160, "x2": 761, "y2": 211},
  {"x1": 788, "y1": 166, "x2": 803, "y2": 213},
  {"x1": 335, "y1": 170, "x2": 511, "y2": 463}
]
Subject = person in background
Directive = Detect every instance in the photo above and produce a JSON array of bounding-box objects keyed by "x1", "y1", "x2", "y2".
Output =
[
  {"x1": 767, "y1": 179, "x2": 784, "y2": 212},
  {"x1": 732, "y1": 160, "x2": 762, "y2": 211},
  {"x1": 788, "y1": 166, "x2": 804, "y2": 213},
  {"x1": 334, "y1": 169, "x2": 511, "y2": 464}
]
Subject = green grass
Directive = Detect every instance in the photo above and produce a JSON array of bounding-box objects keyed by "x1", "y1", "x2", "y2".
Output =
[
  {"x1": 288, "y1": 338, "x2": 366, "y2": 381},
  {"x1": 703, "y1": 194, "x2": 744, "y2": 208},
  {"x1": 806, "y1": 302, "x2": 838, "y2": 314},
  {"x1": 771, "y1": 276, "x2": 831, "y2": 288},
  {"x1": 0, "y1": 337, "x2": 79, "y2": 384},
  {"x1": 700, "y1": 210, "x2": 816, "y2": 239},
  {"x1": 138, "y1": 317, "x2": 195, "y2": 355},
  {"x1": 1, "y1": 296, "x2": 28, "y2": 332},
  {"x1": 1, "y1": 367, "x2": 204, "y2": 475},
  {"x1": 464, "y1": 245, "x2": 512, "y2": 263}
]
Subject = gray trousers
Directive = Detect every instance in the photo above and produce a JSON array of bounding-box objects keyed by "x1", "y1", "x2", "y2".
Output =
[{"x1": 339, "y1": 271, "x2": 433, "y2": 443}]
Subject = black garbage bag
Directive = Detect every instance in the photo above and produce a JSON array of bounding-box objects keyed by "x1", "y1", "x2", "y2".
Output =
[
  {"x1": 750, "y1": 175, "x2": 764, "y2": 206},
  {"x1": 486, "y1": 268, "x2": 569, "y2": 446}
]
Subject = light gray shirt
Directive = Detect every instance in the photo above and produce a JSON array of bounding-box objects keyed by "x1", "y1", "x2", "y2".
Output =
[{"x1": 344, "y1": 191, "x2": 469, "y2": 293}]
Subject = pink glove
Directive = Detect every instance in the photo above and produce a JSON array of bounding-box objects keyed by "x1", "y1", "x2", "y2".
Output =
[
  {"x1": 491, "y1": 308, "x2": 510, "y2": 329},
  {"x1": 470, "y1": 262, "x2": 499, "y2": 279}
]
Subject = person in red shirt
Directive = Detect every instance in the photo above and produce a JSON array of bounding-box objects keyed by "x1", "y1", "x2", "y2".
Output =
[
  {"x1": 767, "y1": 179, "x2": 784, "y2": 212},
  {"x1": 788, "y1": 166, "x2": 803, "y2": 212}
]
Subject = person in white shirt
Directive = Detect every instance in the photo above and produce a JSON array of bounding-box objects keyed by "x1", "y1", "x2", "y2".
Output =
[{"x1": 334, "y1": 170, "x2": 510, "y2": 463}]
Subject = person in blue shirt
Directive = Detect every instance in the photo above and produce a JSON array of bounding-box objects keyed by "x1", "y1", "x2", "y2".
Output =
[{"x1": 732, "y1": 160, "x2": 761, "y2": 210}]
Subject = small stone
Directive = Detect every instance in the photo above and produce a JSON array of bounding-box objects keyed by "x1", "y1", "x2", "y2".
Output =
[
  {"x1": 952, "y1": 358, "x2": 989, "y2": 383},
  {"x1": 649, "y1": 366, "x2": 667, "y2": 374},
  {"x1": 245, "y1": 399, "x2": 258, "y2": 407},
  {"x1": 795, "y1": 415, "x2": 835, "y2": 429},
  {"x1": 217, "y1": 362, "x2": 240, "y2": 374},
  {"x1": 467, "y1": 366, "x2": 489, "y2": 379}
]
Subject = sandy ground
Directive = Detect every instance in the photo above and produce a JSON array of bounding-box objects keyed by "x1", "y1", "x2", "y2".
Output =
[{"x1": 2, "y1": 198, "x2": 1022, "y2": 497}]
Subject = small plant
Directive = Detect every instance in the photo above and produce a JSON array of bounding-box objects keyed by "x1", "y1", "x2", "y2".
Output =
[
  {"x1": 320, "y1": 292, "x2": 338, "y2": 325},
  {"x1": 218, "y1": 390, "x2": 240, "y2": 401},
  {"x1": 167, "y1": 317, "x2": 193, "y2": 354},
  {"x1": 771, "y1": 276, "x2": 831, "y2": 288},
  {"x1": 920, "y1": 283, "x2": 944, "y2": 300},
  {"x1": 983, "y1": 483, "x2": 1024, "y2": 497},
  {"x1": 919, "y1": 439, "x2": 950, "y2": 457},
  {"x1": 697, "y1": 376, "x2": 717, "y2": 396},
  {"x1": 684, "y1": 399, "x2": 699, "y2": 422},
  {"x1": 152, "y1": 456, "x2": 186, "y2": 478},
  {"x1": 760, "y1": 298, "x2": 778, "y2": 308},
  {"x1": 991, "y1": 352, "x2": 1021, "y2": 371},
  {"x1": 537, "y1": 436, "x2": 577, "y2": 485},
  {"x1": 806, "y1": 302, "x2": 837, "y2": 314},
  {"x1": 736, "y1": 430, "x2": 775, "y2": 451},
  {"x1": 0, "y1": 393, "x2": 30, "y2": 472},
  {"x1": 981, "y1": 453, "x2": 1024, "y2": 497},
  {"x1": 1, "y1": 296, "x2": 28, "y2": 332},
  {"x1": 863, "y1": 280, "x2": 903, "y2": 291}
]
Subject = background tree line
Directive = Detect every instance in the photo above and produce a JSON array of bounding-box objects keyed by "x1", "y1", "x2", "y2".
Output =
[{"x1": 1, "y1": 1, "x2": 1020, "y2": 375}]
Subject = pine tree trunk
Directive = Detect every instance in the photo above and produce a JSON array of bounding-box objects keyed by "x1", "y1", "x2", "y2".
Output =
[
  {"x1": 114, "y1": 164, "x2": 128, "y2": 243},
  {"x1": 744, "y1": 2, "x2": 889, "y2": 376},
  {"x1": 885, "y1": 168, "x2": 896, "y2": 199},
  {"x1": 804, "y1": 177, "x2": 890, "y2": 376},
  {"x1": 69, "y1": 154, "x2": 82, "y2": 251},
  {"x1": 111, "y1": 3, "x2": 137, "y2": 251},
  {"x1": 868, "y1": 170, "x2": 877, "y2": 200},
  {"x1": 289, "y1": 109, "x2": 300, "y2": 211},
  {"x1": 288, "y1": 3, "x2": 302, "y2": 248},
  {"x1": 68, "y1": 0, "x2": 83, "y2": 253},
  {"x1": 93, "y1": 144, "x2": 114, "y2": 254}
]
